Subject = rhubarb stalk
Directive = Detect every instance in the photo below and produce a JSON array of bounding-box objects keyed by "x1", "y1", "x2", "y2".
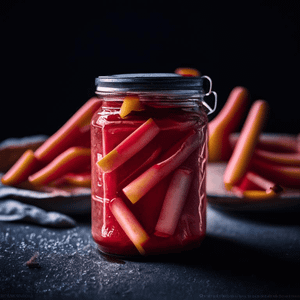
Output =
[
  {"x1": 231, "y1": 171, "x2": 283, "y2": 200},
  {"x1": 209, "y1": 87, "x2": 250, "y2": 162},
  {"x1": 174, "y1": 68, "x2": 201, "y2": 77},
  {"x1": 254, "y1": 149, "x2": 300, "y2": 166},
  {"x1": 122, "y1": 131, "x2": 199, "y2": 204},
  {"x1": 251, "y1": 157, "x2": 300, "y2": 189},
  {"x1": 224, "y1": 100, "x2": 269, "y2": 190},
  {"x1": 117, "y1": 145, "x2": 162, "y2": 190},
  {"x1": 97, "y1": 118, "x2": 160, "y2": 173},
  {"x1": 109, "y1": 197, "x2": 149, "y2": 255},
  {"x1": 29, "y1": 147, "x2": 91, "y2": 186},
  {"x1": 63, "y1": 171, "x2": 91, "y2": 187},
  {"x1": 34, "y1": 97, "x2": 101, "y2": 163},
  {"x1": 154, "y1": 168, "x2": 193, "y2": 237},
  {"x1": 230, "y1": 133, "x2": 299, "y2": 153},
  {"x1": 119, "y1": 96, "x2": 145, "y2": 119},
  {"x1": 1, "y1": 150, "x2": 38, "y2": 186}
]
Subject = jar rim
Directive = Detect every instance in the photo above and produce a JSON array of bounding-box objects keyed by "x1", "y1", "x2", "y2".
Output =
[{"x1": 95, "y1": 73, "x2": 205, "y2": 92}]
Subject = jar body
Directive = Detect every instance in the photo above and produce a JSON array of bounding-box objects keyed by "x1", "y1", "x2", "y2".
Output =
[{"x1": 91, "y1": 91, "x2": 208, "y2": 256}]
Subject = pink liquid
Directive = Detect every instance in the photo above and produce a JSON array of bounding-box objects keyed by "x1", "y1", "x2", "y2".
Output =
[{"x1": 91, "y1": 106, "x2": 207, "y2": 256}]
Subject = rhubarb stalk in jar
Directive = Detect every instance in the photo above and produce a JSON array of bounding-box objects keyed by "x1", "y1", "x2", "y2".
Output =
[{"x1": 91, "y1": 73, "x2": 216, "y2": 256}]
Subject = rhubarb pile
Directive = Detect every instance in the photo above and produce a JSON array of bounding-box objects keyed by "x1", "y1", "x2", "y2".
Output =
[
  {"x1": 1, "y1": 97, "x2": 101, "y2": 188},
  {"x1": 208, "y1": 87, "x2": 300, "y2": 199}
]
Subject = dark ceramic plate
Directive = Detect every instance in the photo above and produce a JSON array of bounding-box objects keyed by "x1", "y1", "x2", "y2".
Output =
[{"x1": 207, "y1": 162, "x2": 300, "y2": 212}]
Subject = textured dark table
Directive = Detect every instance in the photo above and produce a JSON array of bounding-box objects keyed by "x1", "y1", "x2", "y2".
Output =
[{"x1": 1, "y1": 205, "x2": 300, "y2": 300}]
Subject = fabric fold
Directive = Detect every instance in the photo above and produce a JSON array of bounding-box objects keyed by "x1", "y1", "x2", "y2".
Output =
[{"x1": 0, "y1": 199, "x2": 76, "y2": 228}]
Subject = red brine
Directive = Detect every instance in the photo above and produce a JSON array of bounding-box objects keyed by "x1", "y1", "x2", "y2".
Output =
[{"x1": 91, "y1": 74, "x2": 210, "y2": 256}]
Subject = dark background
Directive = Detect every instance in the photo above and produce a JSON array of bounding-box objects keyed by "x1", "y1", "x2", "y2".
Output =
[{"x1": 1, "y1": 0, "x2": 299, "y2": 142}]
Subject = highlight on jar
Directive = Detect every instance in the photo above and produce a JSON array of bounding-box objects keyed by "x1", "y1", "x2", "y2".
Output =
[{"x1": 91, "y1": 72, "x2": 217, "y2": 256}]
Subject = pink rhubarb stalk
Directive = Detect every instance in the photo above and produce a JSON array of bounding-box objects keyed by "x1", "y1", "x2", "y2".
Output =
[
  {"x1": 35, "y1": 97, "x2": 101, "y2": 163},
  {"x1": 223, "y1": 100, "x2": 269, "y2": 190},
  {"x1": 118, "y1": 146, "x2": 162, "y2": 190},
  {"x1": 28, "y1": 147, "x2": 91, "y2": 186},
  {"x1": 1, "y1": 150, "x2": 39, "y2": 186},
  {"x1": 122, "y1": 131, "x2": 199, "y2": 204},
  {"x1": 119, "y1": 95, "x2": 145, "y2": 118},
  {"x1": 97, "y1": 118, "x2": 160, "y2": 173},
  {"x1": 251, "y1": 157, "x2": 300, "y2": 189},
  {"x1": 254, "y1": 149, "x2": 300, "y2": 166},
  {"x1": 230, "y1": 133, "x2": 299, "y2": 153},
  {"x1": 231, "y1": 171, "x2": 283, "y2": 200},
  {"x1": 154, "y1": 168, "x2": 193, "y2": 237},
  {"x1": 241, "y1": 171, "x2": 282, "y2": 192},
  {"x1": 109, "y1": 197, "x2": 149, "y2": 255},
  {"x1": 174, "y1": 67, "x2": 200, "y2": 77},
  {"x1": 209, "y1": 87, "x2": 250, "y2": 162},
  {"x1": 63, "y1": 171, "x2": 91, "y2": 187}
]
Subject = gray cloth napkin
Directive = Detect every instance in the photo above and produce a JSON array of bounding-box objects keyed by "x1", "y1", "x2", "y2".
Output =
[{"x1": 0, "y1": 199, "x2": 76, "y2": 228}]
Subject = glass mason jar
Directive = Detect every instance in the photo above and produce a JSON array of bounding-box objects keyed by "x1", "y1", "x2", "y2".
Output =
[{"x1": 91, "y1": 73, "x2": 217, "y2": 257}]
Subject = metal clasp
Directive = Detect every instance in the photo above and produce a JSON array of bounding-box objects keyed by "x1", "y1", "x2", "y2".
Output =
[{"x1": 201, "y1": 75, "x2": 217, "y2": 115}]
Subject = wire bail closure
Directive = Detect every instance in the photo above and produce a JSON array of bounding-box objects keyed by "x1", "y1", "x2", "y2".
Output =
[{"x1": 201, "y1": 75, "x2": 217, "y2": 115}]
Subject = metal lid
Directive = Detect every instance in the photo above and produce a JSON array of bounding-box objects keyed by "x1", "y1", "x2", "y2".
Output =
[{"x1": 95, "y1": 73, "x2": 205, "y2": 92}]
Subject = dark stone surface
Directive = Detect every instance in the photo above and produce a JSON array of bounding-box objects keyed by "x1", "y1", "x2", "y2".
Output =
[{"x1": 1, "y1": 205, "x2": 300, "y2": 300}]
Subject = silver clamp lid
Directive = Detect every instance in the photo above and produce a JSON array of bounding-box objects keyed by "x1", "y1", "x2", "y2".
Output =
[{"x1": 95, "y1": 73, "x2": 217, "y2": 114}]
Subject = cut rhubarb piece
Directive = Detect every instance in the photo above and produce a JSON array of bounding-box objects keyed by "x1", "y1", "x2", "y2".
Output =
[
  {"x1": 122, "y1": 130, "x2": 199, "y2": 204},
  {"x1": 159, "y1": 130, "x2": 197, "y2": 161},
  {"x1": 109, "y1": 197, "x2": 149, "y2": 255},
  {"x1": 209, "y1": 87, "x2": 250, "y2": 162},
  {"x1": 35, "y1": 97, "x2": 101, "y2": 163},
  {"x1": 250, "y1": 157, "x2": 300, "y2": 189},
  {"x1": 63, "y1": 171, "x2": 91, "y2": 187},
  {"x1": 0, "y1": 137, "x2": 45, "y2": 173},
  {"x1": 117, "y1": 145, "x2": 162, "y2": 190},
  {"x1": 230, "y1": 133, "x2": 299, "y2": 154},
  {"x1": 97, "y1": 118, "x2": 160, "y2": 173},
  {"x1": 119, "y1": 96, "x2": 145, "y2": 118},
  {"x1": 174, "y1": 68, "x2": 201, "y2": 77},
  {"x1": 233, "y1": 189, "x2": 281, "y2": 201},
  {"x1": 1, "y1": 150, "x2": 39, "y2": 186},
  {"x1": 154, "y1": 168, "x2": 193, "y2": 237},
  {"x1": 157, "y1": 119, "x2": 197, "y2": 132},
  {"x1": 29, "y1": 147, "x2": 91, "y2": 186},
  {"x1": 231, "y1": 171, "x2": 283, "y2": 200},
  {"x1": 254, "y1": 149, "x2": 300, "y2": 166},
  {"x1": 242, "y1": 171, "x2": 283, "y2": 192},
  {"x1": 224, "y1": 100, "x2": 269, "y2": 190}
]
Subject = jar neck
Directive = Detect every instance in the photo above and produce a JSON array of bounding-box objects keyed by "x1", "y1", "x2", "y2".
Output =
[{"x1": 96, "y1": 91, "x2": 203, "y2": 109}]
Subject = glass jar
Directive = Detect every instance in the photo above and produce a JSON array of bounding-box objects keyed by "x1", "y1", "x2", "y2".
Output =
[{"x1": 91, "y1": 73, "x2": 217, "y2": 257}]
